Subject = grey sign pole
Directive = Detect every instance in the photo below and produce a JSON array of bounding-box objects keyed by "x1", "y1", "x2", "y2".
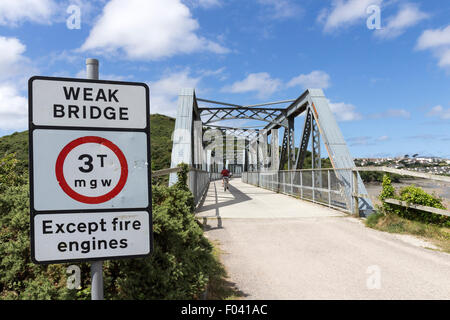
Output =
[{"x1": 86, "y1": 58, "x2": 104, "y2": 301}]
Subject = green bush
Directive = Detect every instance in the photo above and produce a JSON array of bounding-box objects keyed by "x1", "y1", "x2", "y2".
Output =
[
  {"x1": 379, "y1": 174, "x2": 396, "y2": 201},
  {"x1": 0, "y1": 156, "x2": 218, "y2": 300},
  {"x1": 396, "y1": 185, "x2": 448, "y2": 226},
  {"x1": 379, "y1": 173, "x2": 449, "y2": 227},
  {"x1": 0, "y1": 154, "x2": 88, "y2": 299},
  {"x1": 360, "y1": 171, "x2": 402, "y2": 183}
]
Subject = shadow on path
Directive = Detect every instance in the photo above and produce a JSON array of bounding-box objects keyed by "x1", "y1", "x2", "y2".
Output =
[
  {"x1": 196, "y1": 180, "x2": 252, "y2": 214},
  {"x1": 196, "y1": 180, "x2": 252, "y2": 230}
]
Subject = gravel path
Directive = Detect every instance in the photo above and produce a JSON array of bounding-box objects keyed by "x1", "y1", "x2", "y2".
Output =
[{"x1": 197, "y1": 179, "x2": 450, "y2": 300}]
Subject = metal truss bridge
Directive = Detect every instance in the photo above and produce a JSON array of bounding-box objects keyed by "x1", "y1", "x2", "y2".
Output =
[{"x1": 168, "y1": 88, "x2": 373, "y2": 216}]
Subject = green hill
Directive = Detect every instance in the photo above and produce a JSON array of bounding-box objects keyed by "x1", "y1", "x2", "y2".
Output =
[
  {"x1": 0, "y1": 131, "x2": 28, "y2": 174},
  {"x1": 149, "y1": 114, "x2": 175, "y2": 171},
  {"x1": 0, "y1": 114, "x2": 176, "y2": 173}
]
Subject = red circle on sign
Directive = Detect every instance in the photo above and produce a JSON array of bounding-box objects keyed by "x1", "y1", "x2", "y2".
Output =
[{"x1": 55, "y1": 136, "x2": 128, "y2": 204}]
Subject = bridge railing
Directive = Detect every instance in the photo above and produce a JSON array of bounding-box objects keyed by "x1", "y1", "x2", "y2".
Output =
[
  {"x1": 153, "y1": 166, "x2": 221, "y2": 207},
  {"x1": 243, "y1": 167, "x2": 450, "y2": 216},
  {"x1": 188, "y1": 169, "x2": 222, "y2": 206},
  {"x1": 242, "y1": 169, "x2": 354, "y2": 213}
]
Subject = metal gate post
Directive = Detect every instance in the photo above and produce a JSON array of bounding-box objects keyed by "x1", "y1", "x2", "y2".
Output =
[
  {"x1": 353, "y1": 170, "x2": 359, "y2": 217},
  {"x1": 328, "y1": 170, "x2": 331, "y2": 207},
  {"x1": 300, "y1": 171, "x2": 303, "y2": 199},
  {"x1": 312, "y1": 170, "x2": 315, "y2": 203}
]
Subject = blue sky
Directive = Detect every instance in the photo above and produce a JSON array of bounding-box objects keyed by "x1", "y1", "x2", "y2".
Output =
[{"x1": 0, "y1": 0, "x2": 449, "y2": 158}]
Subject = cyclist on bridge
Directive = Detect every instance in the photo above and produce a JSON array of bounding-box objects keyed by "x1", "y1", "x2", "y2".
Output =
[{"x1": 221, "y1": 168, "x2": 231, "y2": 191}]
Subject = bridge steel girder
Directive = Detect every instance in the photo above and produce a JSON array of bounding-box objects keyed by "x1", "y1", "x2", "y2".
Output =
[
  {"x1": 278, "y1": 117, "x2": 295, "y2": 170},
  {"x1": 270, "y1": 129, "x2": 279, "y2": 171},
  {"x1": 199, "y1": 107, "x2": 284, "y2": 125},
  {"x1": 169, "y1": 88, "x2": 198, "y2": 186},
  {"x1": 311, "y1": 115, "x2": 321, "y2": 170},
  {"x1": 203, "y1": 125, "x2": 259, "y2": 141},
  {"x1": 258, "y1": 89, "x2": 373, "y2": 215},
  {"x1": 295, "y1": 108, "x2": 312, "y2": 170},
  {"x1": 307, "y1": 89, "x2": 372, "y2": 215},
  {"x1": 287, "y1": 117, "x2": 295, "y2": 170},
  {"x1": 279, "y1": 129, "x2": 288, "y2": 171},
  {"x1": 258, "y1": 130, "x2": 270, "y2": 170}
]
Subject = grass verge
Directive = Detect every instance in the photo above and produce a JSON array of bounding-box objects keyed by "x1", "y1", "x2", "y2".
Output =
[
  {"x1": 205, "y1": 239, "x2": 247, "y2": 300},
  {"x1": 365, "y1": 211, "x2": 450, "y2": 253}
]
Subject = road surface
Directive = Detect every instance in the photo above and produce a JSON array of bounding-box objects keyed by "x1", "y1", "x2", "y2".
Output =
[{"x1": 196, "y1": 178, "x2": 450, "y2": 300}]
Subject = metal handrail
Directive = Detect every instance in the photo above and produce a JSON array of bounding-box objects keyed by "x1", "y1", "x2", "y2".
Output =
[
  {"x1": 152, "y1": 166, "x2": 219, "y2": 207},
  {"x1": 242, "y1": 170, "x2": 353, "y2": 213},
  {"x1": 248, "y1": 167, "x2": 450, "y2": 183},
  {"x1": 152, "y1": 166, "x2": 209, "y2": 178},
  {"x1": 243, "y1": 167, "x2": 450, "y2": 217}
]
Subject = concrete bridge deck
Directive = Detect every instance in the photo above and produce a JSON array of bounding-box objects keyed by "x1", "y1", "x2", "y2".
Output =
[{"x1": 196, "y1": 178, "x2": 450, "y2": 299}]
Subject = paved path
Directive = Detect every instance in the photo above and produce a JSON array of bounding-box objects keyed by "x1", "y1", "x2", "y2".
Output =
[{"x1": 196, "y1": 178, "x2": 450, "y2": 300}]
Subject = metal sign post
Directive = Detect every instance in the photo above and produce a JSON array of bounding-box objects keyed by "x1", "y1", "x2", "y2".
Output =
[
  {"x1": 28, "y1": 59, "x2": 153, "y2": 301},
  {"x1": 86, "y1": 58, "x2": 103, "y2": 300}
]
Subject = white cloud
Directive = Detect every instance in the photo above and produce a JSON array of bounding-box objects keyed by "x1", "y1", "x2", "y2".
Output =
[
  {"x1": 347, "y1": 136, "x2": 373, "y2": 146},
  {"x1": 437, "y1": 49, "x2": 450, "y2": 68},
  {"x1": 375, "y1": 3, "x2": 428, "y2": 39},
  {"x1": 0, "y1": 36, "x2": 27, "y2": 78},
  {"x1": 0, "y1": 0, "x2": 56, "y2": 26},
  {"x1": 187, "y1": 0, "x2": 221, "y2": 9},
  {"x1": 348, "y1": 135, "x2": 390, "y2": 146},
  {"x1": 80, "y1": 0, "x2": 228, "y2": 60},
  {"x1": 257, "y1": 0, "x2": 302, "y2": 20},
  {"x1": 0, "y1": 84, "x2": 28, "y2": 130},
  {"x1": 370, "y1": 108, "x2": 411, "y2": 119},
  {"x1": 417, "y1": 25, "x2": 450, "y2": 50},
  {"x1": 0, "y1": 36, "x2": 35, "y2": 131},
  {"x1": 386, "y1": 109, "x2": 410, "y2": 118},
  {"x1": 377, "y1": 135, "x2": 390, "y2": 142},
  {"x1": 0, "y1": 36, "x2": 37, "y2": 86},
  {"x1": 416, "y1": 25, "x2": 450, "y2": 69},
  {"x1": 321, "y1": 0, "x2": 382, "y2": 32},
  {"x1": 287, "y1": 70, "x2": 330, "y2": 89},
  {"x1": 328, "y1": 100, "x2": 363, "y2": 121},
  {"x1": 149, "y1": 69, "x2": 201, "y2": 116},
  {"x1": 427, "y1": 48, "x2": 450, "y2": 69},
  {"x1": 221, "y1": 72, "x2": 282, "y2": 99},
  {"x1": 427, "y1": 105, "x2": 450, "y2": 120},
  {"x1": 198, "y1": 67, "x2": 228, "y2": 81}
]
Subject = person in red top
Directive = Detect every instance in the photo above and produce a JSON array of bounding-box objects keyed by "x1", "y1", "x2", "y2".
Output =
[
  {"x1": 221, "y1": 168, "x2": 230, "y2": 177},
  {"x1": 221, "y1": 168, "x2": 231, "y2": 190}
]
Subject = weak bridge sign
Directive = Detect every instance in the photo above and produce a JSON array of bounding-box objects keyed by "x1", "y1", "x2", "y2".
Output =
[{"x1": 28, "y1": 76, "x2": 152, "y2": 264}]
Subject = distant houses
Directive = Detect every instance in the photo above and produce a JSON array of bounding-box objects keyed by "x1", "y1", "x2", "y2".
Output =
[{"x1": 355, "y1": 156, "x2": 450, "y2": 175}]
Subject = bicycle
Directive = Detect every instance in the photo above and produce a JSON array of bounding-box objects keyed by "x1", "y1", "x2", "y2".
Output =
[{"x1": 222, "y1": 176, "x2": 229, "y2": 192}]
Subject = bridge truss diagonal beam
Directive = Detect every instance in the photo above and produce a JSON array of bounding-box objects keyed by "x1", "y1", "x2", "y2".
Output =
[{"x1": 199, "y1": 107, "x2": 285, "y2": 125}]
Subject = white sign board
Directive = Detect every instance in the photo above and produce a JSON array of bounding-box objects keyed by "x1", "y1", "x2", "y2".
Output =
[
  {"x1": 31, "y1": 78, "x2": 148, "y2": 128},
  {"x1": 29, "y1": 76, "x2": 152, "y2": 264},
  {"x1": 32, "y1": 130, "x2": 149, "y2": 210},
  {"x1": 34, "y1": 212, "x2": 150, "y2": 262}
]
